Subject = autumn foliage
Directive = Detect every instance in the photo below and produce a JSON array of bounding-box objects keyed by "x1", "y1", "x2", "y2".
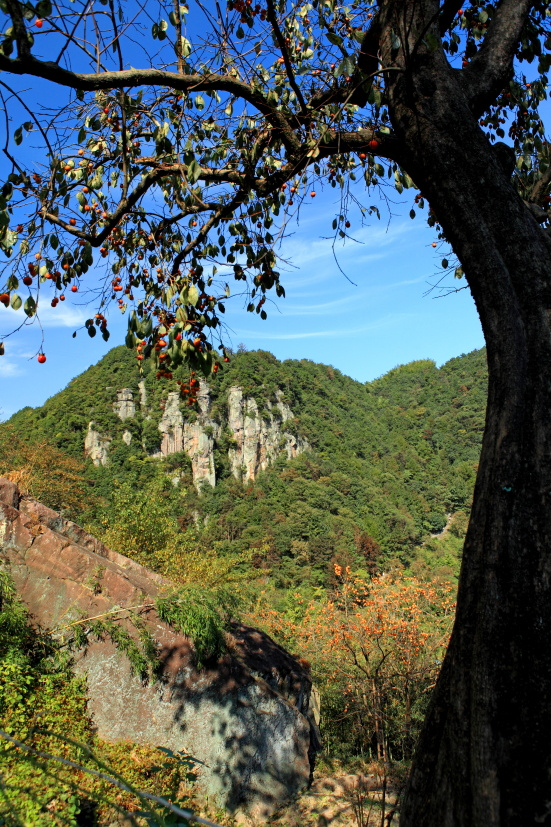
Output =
[
  {"x1": 251, "y1": 567, "x2": 455, "y2": 762},
  {"x1": 0, "y1": 425, "x2": 94, "y2": 517}
]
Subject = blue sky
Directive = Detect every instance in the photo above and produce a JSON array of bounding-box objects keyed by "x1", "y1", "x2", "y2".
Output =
[{"x1": 0, "y1": 181, "x2": 484, "y2": 420}]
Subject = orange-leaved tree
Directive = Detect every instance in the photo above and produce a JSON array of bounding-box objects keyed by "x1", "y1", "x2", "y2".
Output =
[{"x1": 251, "y1": 566, "x2": 455, "y2": 763}]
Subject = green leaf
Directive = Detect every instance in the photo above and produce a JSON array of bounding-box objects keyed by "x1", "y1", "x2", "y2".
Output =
[
  {"x1": 326, "y1": 32, "x2": 343, "y2": 46},
  {"x1": 187, "y1": 159, "x2": 201, "y2": 183},
  {"x1": 23, "y1": 296, "x2": 36, "y2": 317},
  {"x1": 36, "y1": 0, "x2": 52, "y2": 15},
  {"x1": 87, "y1": 324, "x2": 97, "y2": 337},
  {"x1": 10, "y1": 293, "x2": 21, "y2": 310},
  {"x1": 335, "y1": 56, "x2": 354, "y2": 78},
  {"x1": 187, "y1": 285, "x2": 199, "y2": 306},
  {"x1": 13, "y1": 127, "x2": 23, "y2": 146}
]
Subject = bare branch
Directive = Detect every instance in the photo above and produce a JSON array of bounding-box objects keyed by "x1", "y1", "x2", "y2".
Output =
[
  {"x1": 0, "y1": 57, "x2": 302, "y2": 154},
  {"x1": 0, "y1": 729, "x2": 224, "y2": 827}
]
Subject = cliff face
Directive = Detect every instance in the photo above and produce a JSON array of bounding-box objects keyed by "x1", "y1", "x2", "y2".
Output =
[
  {"x1": 0, "y1": 478, "x2": 320, "y2": 818},
  {"x1": 85, "y1": 380, "x2": 308, "y2": 489},
  {"x1": 154, "y1": 384, "x2": 219, "y2": 488},
  {"x1": 227, "y1": 388, "x2": 309, "y2": 481}
]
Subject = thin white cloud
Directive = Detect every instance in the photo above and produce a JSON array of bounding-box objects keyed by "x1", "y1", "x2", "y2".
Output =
[
  {"x1": 281, "y1": 219, "x2": 418, "y2": 270},
  {"x1": 37, "y1": 302, "x2": 88, "y2": 328},
  {"x1": 3, "y1": 302, "x2": 88, "y2": 329},
  {"x1": 0, "y1": 359, "x2": 22, "y2": 377},
  {"x1": 236, "y1": 313, "x2": 416, "y2": 340}
]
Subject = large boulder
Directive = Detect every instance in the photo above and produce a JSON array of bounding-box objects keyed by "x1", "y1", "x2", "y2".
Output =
[{"x1": 0, "y1": 478, "x2": 320, "y2": 818}]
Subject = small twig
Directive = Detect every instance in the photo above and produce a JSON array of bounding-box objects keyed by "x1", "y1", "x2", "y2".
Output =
[{"x1": 53, "y1": 602, "x2": 155, "y2": 632}]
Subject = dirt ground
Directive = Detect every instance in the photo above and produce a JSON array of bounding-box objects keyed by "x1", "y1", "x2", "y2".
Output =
[{"x1": 263, "y1": 770, "x2": 402, "y2": 827}]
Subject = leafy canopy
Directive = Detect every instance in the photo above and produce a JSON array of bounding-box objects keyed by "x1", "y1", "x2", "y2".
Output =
[{"x1": 0, "y1": 0, "x2": 550, "y2": 372}]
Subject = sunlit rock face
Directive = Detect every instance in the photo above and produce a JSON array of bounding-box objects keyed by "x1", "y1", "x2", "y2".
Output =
[
  {"x1": 84, "y1": 422, "x2": 111, "y2": 466},
  {"x1": 227, "y1": 388, "x2": 308, "y2": 481},
  {"x1": 154, "y1": 384, "x2": 219, "y2": 489},
  {"x1": 85, "y1": 381, "x2": 307, "y2": 488},
  {"x1": 113, "y1": 388, "x2": 136, "y2": 420},
  {"x1": 0, "y1": 478, "x2": 320, "y2": 819}
]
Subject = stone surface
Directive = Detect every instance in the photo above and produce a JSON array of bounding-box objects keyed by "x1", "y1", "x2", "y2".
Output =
[
  {"x1": 0, "y1": 479, "x2": 319, "y2": 817},
  {"x1": 155, "y1": 383, "x2": 219, "y2": 489},
  {"x1": 113, "y1": 388, "x2": 136, "y2": 420},
  {"x1": 137, "y1": 380, "x2": 148, "y2": 411},
  {"x1": 84, "y1": 422, "x2": 111, "y2": 466},
  {"x1": 84, "y1": 381, "x2": 307, "y2": 487},
  {"x1": 227, "y1": 388, "x2": 309, "y2": 481}
]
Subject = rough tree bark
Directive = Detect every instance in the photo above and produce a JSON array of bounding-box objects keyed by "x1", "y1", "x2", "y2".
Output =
[{"x1": 379, "y1": 2, "x2": 551, "y2": 824}]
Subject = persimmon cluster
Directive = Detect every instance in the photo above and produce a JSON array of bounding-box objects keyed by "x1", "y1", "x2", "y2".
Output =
[
  {"x1": 227, "y1": 0, "x2": 266, "y2": 23},
  {"x1": 178, "y1": 373, "x2": 202, "y2": 406}
]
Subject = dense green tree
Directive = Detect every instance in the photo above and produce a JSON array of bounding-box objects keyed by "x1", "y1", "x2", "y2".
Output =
[{"x1": 1, "y1": 1, "x2": 551, "y2": 822}]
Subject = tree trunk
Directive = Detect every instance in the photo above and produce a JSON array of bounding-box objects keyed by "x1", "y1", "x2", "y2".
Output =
[{"x1": 385, "y1": 39, "x2": 551, "y2": 827}]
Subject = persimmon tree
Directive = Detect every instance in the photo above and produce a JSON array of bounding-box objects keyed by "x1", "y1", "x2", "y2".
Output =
[
  {"x1": 252, "y1": 567, "x2": 456, "y2": 762},
  {"x1": 1, "y1": 0, "x2": 551, "y2": 823}
]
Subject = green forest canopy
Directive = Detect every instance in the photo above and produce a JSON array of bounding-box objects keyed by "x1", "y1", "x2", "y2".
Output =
[{"x1": 4, "y1": 346, "x2": 487, "y2": 590}]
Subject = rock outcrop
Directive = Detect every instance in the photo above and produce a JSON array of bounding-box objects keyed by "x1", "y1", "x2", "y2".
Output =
[
  {"x1": 0, "y1": 478, "x2": 319, "y2": 818},
  {"x1": 155, "y1": 383, "x2": 219, "y2": 488},
  {"x1": 84, "y1": 380, "x2": 308, "y2": 488},
  {"x1": 227, "y1": 388, "x2": 309, "y2": 481},
  {"x1": 83, "y1": 422, "x2": 111, "y2": 467},
  {"x1": 113, "y1": 388, "x2": 136, "y2": 420}
]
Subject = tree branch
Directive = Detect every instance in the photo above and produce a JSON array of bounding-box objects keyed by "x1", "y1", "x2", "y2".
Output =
[
  {"x1": 461, "y1": 0, "x2": 533, "y2": 116},
  {"x1": 4, "y1": 0, "x2": 31, "y2": 59},
  {"x1": 319, "y1": 128, "x2": 403, "y2": 164},
  {"x1": 265, "y1": 0, "x2": 307, "y2": 115},
  {"x1": 438, "y1": 0, "x2": 464, "y2": 36},
  {"x1": 0, "y1": 56, "x2": 302, "y2": 154}
]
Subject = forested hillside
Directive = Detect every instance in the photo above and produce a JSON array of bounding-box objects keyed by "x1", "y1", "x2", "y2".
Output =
[
  {"x1": 1, "y1": 346, "x2": 488, "y2": 814},
  {"x1": 3, "y1": 347, "x2": 487, "y2": 591}
]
